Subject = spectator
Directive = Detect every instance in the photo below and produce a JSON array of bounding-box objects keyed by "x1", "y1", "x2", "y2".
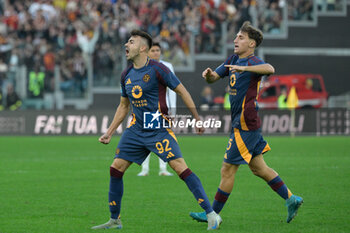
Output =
[
  {"x1": 75, "y1": 20, "x2": 100, "y2": 56},
  {"x1": 28, "y1": 0, "x2": 57, "y2": 20},
  {"x1": 0, "y1": 88, "x2": 4, "y2": 111},
  {"x1": 0, "y1": 1, "x2": 4, "y2": 15},
  {"x1": 28, "y1": 65, "x2": 45, "y2": 98},
  {"x1": 6, "y1": 83, "x2": 22, "y2": 110},
  {"x1": 43, "y1": 44, "x2": 55, "y2": 92},
  {"x1": 288, "y1": 0, "x2": 314, "y2": 21},
  {"x1": 94, "y1": 42, "x2": 115, "y2": 86},
  {"x1": 0, "y1": 58, "x2": 8, "y2": 87},
  {"x1": 326, "y1": 0, "x2": 337, "y2": 11},
  {"x1": 59, "y1": 58, "x2": 75, "y2": 93},
  {"x1": 224, "y1": 85, "x2": 231, "y2": 111},
  {"x1": 200, "y1": 86, "x2": 215, "y2": 111},
  {"x1": 200, "y1": 14, "x2": 216, "y2": 52},
  {"x1": 237, "y1": 0, "x2": 252, "y2": 30},
  {"x1": 72, "y1": 51, "x2": 86, "y2": 96},
  {"x1": 8, "y1": 48, "x2": 19, "y2": 84},
  {"x1": 304, "y1": 78, "x2": 313, "y2": 92},
  {"x1": 2, "y1": 0, "x2": 287, "y2": 104},
  {"x1": 278, "y1": 86, "x2": 288, "y2": 109}
]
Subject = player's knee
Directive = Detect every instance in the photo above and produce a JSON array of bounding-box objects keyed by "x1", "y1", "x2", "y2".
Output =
[
  {"x1": 111, "y1": 160, "x2": 121, "y2": 170},
  {"x1": 250, "y1": 166, "x2": 270, "y2": 178},
  {"x1": 111, "y1": 158, "x2": 131, "y2": 172},
  {"x1": 220, "y1": 163, "x2": 235, "y2": 179},
  {"x1": 250, "y1": 167, "x2": 262, "y2": 177}
]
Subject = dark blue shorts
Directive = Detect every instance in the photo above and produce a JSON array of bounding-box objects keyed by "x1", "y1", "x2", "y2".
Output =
[
  {"x1": 224, "y1": 128, "x2": 271, "y2": 165},
  {"x1": 114, "y1": 127, "x2": 183, "y2": 165}
]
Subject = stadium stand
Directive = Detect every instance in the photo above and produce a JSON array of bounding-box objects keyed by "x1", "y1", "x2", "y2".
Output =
[{"x1": 0, "y1": 0, "x2": 348, "y2": 110}]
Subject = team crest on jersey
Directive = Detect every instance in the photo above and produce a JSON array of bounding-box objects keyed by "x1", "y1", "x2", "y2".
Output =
[
  {"x1": 131, "y1": 85, "x2": 143, "y2": 99},
  {"x1": 116, "y1": 148, "x2": 120, "y2": 155},
  {"x1": 126, "y1": 78, "x2": 131, "y2": 85},
  {"x1": 143, "y1": 74, "x2": 150, "y2": 83}
]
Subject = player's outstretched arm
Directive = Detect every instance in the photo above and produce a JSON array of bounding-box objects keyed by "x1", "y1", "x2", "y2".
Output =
[
  {"x1": 224, "y1": 64, "x2": 275, "y2": 75},
  {"x1": 99, "y1": 97, "x2": 130, "y2": 144},
  {"x1": 202, "y1": 68, "x2": 221, "y2": 84},
  {"x1": 174, "y1": 84, "x2": 204, "y2": 135}
]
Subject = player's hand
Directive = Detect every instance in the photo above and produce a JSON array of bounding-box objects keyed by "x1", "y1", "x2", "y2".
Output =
[
  {"x1": 195, "y1": 125, "x2": 205, "y2": 135},
  {"x1": 195, "y1": 118, "x2": 205, "y2": 135},
  {"x1": 202, "y1": 68, "x2": 214, "y2": 81},
  {"x1": 224, "y1": 65, "x2": 246, "y2": 73},
  {"x1": 99, "y1": 134, "x2": 111, "y2": 144}
]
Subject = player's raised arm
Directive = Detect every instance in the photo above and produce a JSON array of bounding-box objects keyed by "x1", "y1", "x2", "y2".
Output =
[
  {"x1": 99, "y1": 96, "x2": 130, "y2": 144},
  {"x1": 202, "y1": 68, "x2": 221, "y2": 84},
  {"x1": 224, "y1": 63, "x2": 275, "y2": 75},
  {"x1": 174, "y1": 83, "x2": 204, "y2": 135}
]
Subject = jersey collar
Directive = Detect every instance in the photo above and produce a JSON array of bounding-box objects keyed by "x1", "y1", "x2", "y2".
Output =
[
  {"x1": 238, "y1": 54, "x2": 254, "y2": 62},
  {"x1": 133, "y1": 57, "x2": 151, "y2": 70}
]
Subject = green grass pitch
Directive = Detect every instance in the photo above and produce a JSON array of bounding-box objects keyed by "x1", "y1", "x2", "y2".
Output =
[{"x1": 0, "y1": 136, "x2": 349, "y2": 233}]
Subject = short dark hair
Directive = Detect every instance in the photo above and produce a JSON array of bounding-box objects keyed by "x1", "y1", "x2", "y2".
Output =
[
  {"x1": 239, "y1": 21, "x2": 263, "y2": 47},
  {"x1": 151, "y1": 42, "x2": 161, "y2": 50},
  {"x1": 130, "y1": 29, "x2": 153, "y2": 49}
]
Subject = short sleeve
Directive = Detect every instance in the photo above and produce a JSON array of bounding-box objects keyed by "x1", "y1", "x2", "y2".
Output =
[
  {"x1": 165, "y1": 72, "x2": 181, "y2": 90},
  {"x1": 120, "y1": 66, "x2": 131, "y2": 97},
  {"x1": 248, "y1": 56, "x2": 265, "y2": 66},
  {"x1": 154, "y1": 63, "x2": 181, "y2": 90},
  {"x1": 121, "y1": 79, "x2": 127, "y2": 97},
  {"x1": 248, "y1": 56, "x2": 266, "y2": 79}
]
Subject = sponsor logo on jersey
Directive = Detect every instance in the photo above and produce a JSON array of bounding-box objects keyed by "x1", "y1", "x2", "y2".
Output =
[
  {"x1": 126, "y1": 78, "x2": 131, "y2": 85},
  {"x1": 131, "y1": 85, "x2": 143, "y2": 99}
]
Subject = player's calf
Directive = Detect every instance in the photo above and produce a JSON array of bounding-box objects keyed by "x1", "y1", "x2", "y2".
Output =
[{"x1": 179, "y1": 168, "x2": 213, "y2": 214}]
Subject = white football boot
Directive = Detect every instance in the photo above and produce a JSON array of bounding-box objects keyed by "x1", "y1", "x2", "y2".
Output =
[
  {"x1": 91, "y1": 218, "x2": 122, "y2": 230},
  {"x1": 207, "y1": 211, "x2": 222, "y2": 230}
]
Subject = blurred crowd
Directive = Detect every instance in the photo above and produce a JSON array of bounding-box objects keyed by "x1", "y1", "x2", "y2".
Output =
[
  {"x1": 0, "y1": 0, "x2": 339, "y2": 110},
  {"x1": 288, "y1": 0, "x2": 314, "y2": 21},
  {"x1": 257, "y1": 0, "x2": 285, "y2": 36}
]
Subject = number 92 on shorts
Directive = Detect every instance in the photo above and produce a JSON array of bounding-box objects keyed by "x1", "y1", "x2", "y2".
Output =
[{"x1": 114, "y1": 128, "x2": 183, "y2": 165}]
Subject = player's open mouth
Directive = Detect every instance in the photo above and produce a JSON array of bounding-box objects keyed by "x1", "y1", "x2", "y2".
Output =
[{"x1": 125, "y1": 49, "x2": 129, "y2": 55}]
